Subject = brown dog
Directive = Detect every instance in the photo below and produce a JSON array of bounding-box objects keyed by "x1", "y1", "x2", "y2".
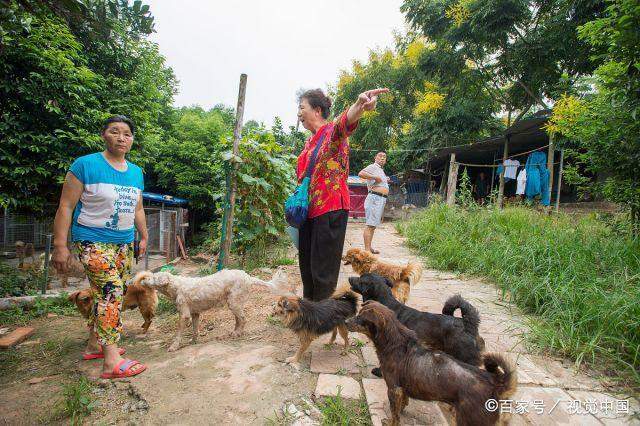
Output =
[
  {"x1": 274, "y1": 286, "x2": 358, "y2": 369},
  {"x1": 68, "y1": 284, "x2": 158, "y2": 333},
  {"x1": 346, "y1": 301, "x2": 517, "y2": 426},
  {"x1": 342, "y1": 248, "x2": 422, "y2": 303},
  {"x1": 15, "y1": 241, "x2": 35, "y2": 269},
  {"x1": 41, "y1": 251, "x2": 86, "y2": 288}
]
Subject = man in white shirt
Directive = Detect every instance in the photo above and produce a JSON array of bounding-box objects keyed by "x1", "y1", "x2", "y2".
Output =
[{"x1": 358, "y1": 152, "x2": 390, "y2": 254}]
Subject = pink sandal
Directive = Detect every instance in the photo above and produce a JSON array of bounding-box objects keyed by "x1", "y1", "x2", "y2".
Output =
[
  {"x1": 100, "y1": 359, "x2": 146, "y2": 379},
  {"x1": 82, "y1": 347, "x2": 126, "y2": 360}
]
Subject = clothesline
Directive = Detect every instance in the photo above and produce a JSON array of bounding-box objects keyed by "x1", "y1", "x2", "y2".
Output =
[{"x1": 454, "y1": 161, "x2": 562, "y2": 168}]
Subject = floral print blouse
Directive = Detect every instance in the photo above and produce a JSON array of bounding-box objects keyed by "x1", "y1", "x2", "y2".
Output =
[{"x1": 296, "y1": 110, "x2": 358, "y2": 219}]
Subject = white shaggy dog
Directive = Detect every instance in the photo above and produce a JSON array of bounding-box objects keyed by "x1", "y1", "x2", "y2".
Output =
[{"x1": 133, "y1": 267, "x2": 290, "y2": 351}]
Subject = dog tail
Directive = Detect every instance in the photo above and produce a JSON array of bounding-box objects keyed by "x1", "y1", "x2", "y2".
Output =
[
  {"x1": 331, "y1": 284, "x2": 359, "y2": 314},
  {"x1": 250, "y1": 267, "x2": 292, "y2": 295},
  {"x1": 442, "y1": 294, "x2": 480, "y2": 335},
  {"x1": 483, "y1": 353, "x2": 518, "y2": 400},
  {"x1": 400, "y1": 261, "x2": 423, "y2": 287},
  {"x1": 132, "y1": 271, "x2": 154, "y2": 287}
]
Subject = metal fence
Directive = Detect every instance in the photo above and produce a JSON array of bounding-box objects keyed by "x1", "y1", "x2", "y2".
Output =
[{"x1": 1, "y1": 207, "x2": 186, "y2": 262}]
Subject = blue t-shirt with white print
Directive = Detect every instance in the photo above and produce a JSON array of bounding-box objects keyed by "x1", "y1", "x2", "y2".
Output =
[{"x1": 69, "y1": 152, "x2": 144, "y2": 244}]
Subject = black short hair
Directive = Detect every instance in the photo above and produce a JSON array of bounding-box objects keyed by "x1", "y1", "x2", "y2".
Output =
[
  {"x1": 298, "y1": 89, "x2": 332, "y2": 119},
  {"x1": 102, "y1": 115, "x2": 135, "y2": 135}
]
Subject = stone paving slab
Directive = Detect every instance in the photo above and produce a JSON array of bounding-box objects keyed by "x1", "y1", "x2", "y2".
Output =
[
  {"x1": 511, "y1": 386, "x2": 602, "y2": 425},
  {"x1": 361, "y1": 346, "x2": 379, "y2": 367},
  {"x1": 362, "y1": 378, "x2": 449, "y2": 426},
  {"x1": 309, "y1": 349, "x2": 360, "y2": 374},
  {"x1": 314, "y1": 374, "x2": 361, "y2": 400}
]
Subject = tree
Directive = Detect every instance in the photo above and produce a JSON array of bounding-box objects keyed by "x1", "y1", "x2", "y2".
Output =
[
  {"x1": 332, "y1": 37, "x2": 501, "y2": 173},
  {"x1": 547, "y1": 0, "x2": 640, "y2": 229},
  {"x1": 0, "y1": 0, "x2": 176, "y2": 211},
  {"x1": 400, "y1": 0, "x2": 606, "y2": 122}
]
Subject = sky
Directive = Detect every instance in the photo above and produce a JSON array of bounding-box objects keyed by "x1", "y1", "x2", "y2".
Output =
[{"x1": 146, "y1": 0, "x2": 407, "y2": 128}]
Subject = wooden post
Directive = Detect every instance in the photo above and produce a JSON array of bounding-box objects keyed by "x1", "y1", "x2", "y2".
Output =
[
  {"x1": 446, "y1": 154, "x2": 459, "y2": 206},
  {"x1": 497, "y1": 137, "x2": 509, "y2": 208},
  {"x1": 554, "y1": 149, "x2": 564, "y2": 213},
  {"x1": 547, "y1": 134, "x2": 555, "y2": 208},
  {"x1": 439, "y1": 162, "x2": 448, "y2": 195},
  {"x1": 218, "y1": 74, "x2": 247, "y2": 270}
]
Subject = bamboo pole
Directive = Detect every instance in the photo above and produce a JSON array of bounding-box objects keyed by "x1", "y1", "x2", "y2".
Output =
[
  {"x1": 217, "y1": 74, "x2": 247, "y2": 271},
  {"x1": 446, "y1": 154, "x2": 459, "y2": 206},
  {"x1": 554, "y1": 149, "x2": 564, "y2": 213},
  {"x1": 497, "y1": 137, "x2": 509, "y2": 208}
]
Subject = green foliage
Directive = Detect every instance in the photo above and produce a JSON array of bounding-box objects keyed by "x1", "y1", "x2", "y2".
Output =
[
  {"x1": 218, "y1": 129, "x2": 296, "y2": 255},
  {"x1": 57, "y1": 376, "x2": 97, "y2": 426},
  {"x1": 401, "y1": 0, "x2": 604, "y2": 119},
  {"x1": 156, "y1": 294, "x2": 177, "y2": 315},
  {"x1": 0, "y1": 293, "x2": 77, "y2": 325},
  {"x1": 0, "y1": 0, "x2": 176, "y2": 212},
  {"x1": 0, "y1": 262, "x2": 40, "y2": 297},
  {"x1": 317, "y1": 390, "x2": 371, "y2": 426},
  {"x1": 401, "y1": 204, "x2": 640, "y2": 386},
  {"x1": 332, "y1": 37, "x2": 502, "y2": 173},
  {"x1": 547, "y1": 0, "x2": 640, "y2": 227}
]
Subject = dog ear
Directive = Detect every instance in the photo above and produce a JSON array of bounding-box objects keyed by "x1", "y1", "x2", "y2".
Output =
[
  {"x1": 383, "y1": 277, "x2": 394, "y2": 288},
  {"x1": 68, "y1": 291, "x2": 79, "y2": 304}
]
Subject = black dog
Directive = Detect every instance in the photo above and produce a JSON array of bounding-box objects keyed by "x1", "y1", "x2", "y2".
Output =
[{"x1": 350, "y1": 273, "x2": 485, "y2": 376}]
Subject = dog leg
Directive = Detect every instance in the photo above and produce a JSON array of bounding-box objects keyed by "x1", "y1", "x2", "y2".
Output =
[
  {"x1": 337, "y1": 324, "x2": 349, "y2": 355},
  {"x1": 286, "y1": 335, "x2": 313, "y2": 369},
  {"x1": 168, "y1": 309, "x2": 190, "y2": 352},
  {"x1": 328, "y1": 328, "x2": 337, "y2": 345},
  {"x1": 228, "y1": 304, "x2": 246, "y2": 338},
  {"x1": 191, "y1": 313, "x2": 200, "y2": 344},
  {"x1": 141, "y1": 310, "x2": 152, "y2": 334},
  {"x1": 385, "y1": 386, "x2": 405, "y2": 426}
]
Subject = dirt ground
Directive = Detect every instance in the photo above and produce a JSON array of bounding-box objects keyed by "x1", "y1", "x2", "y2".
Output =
[{"x1": 1, "y1": 222, "x2": 639, "y2": 425}]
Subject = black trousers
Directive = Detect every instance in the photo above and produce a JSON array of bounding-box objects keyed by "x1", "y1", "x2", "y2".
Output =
[{"x1": 298, "y1": 209, "x2": 349, "y2": 301}]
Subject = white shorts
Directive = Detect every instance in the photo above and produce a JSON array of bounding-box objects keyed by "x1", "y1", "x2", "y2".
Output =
[{"x1": 364, "y1": 193, "x2": 387, "y2": 227}]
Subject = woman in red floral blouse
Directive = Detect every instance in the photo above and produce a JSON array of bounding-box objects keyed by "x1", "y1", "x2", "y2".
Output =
[{"x1": 296, "y1": 87, "x2": 388, "y2": 300}]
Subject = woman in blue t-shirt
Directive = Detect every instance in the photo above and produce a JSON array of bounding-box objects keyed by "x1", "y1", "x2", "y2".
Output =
[{"x1": 52, "y1": 116, "x2": 147, "y2": 379}]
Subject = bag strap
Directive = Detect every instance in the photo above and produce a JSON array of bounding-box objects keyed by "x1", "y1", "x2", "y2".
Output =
[{"x1": 303, "y1": 133, "x2": 326, "y2": 179}]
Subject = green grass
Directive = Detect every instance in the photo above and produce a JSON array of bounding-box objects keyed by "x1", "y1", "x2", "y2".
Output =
[
  {"x1": 0, "y1": 293, "x2": 77, "y2": 325},
  {"x1": 156, "y1": 294, "x2": 177, "y2": 315},
  {"x1": 400, "y1": 203, "x2": 640, "y2": 387},
  {"x1": 51, "y1": 376, "x2": 97, "y2": 425},
  {"x1": 317, "y1": 389, "x2": 371, "y2": 425}
]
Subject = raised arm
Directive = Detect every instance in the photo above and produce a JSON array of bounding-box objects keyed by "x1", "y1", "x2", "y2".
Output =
[
  {"x1": 52, "y1": 172, "x2": 83, "y2": 273},
  {"x1": 346, "y1": 88, "x2": 389, "y2": 126},
  {"x1": 332, "y1": 88, "x2": 389, "y2": 145}
]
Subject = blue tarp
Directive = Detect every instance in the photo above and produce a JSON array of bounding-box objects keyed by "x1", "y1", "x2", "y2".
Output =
[{"x1": 142, "y1": 192, "x2": 189, "y2": 206}]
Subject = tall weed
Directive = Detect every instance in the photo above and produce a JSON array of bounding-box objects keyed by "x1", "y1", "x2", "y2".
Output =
[{"x1": 400, "y1": 204, "x2": 640, "y2": 385}]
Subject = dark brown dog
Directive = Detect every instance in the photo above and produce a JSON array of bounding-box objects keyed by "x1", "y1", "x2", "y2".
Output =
[
  {"x1": 274, "y1": 286, "x2": 358, "y2": 369},
  {"x1": 68, "y1": 284, "x2": 158, "y2": 333},
  {"x1": 346, "y1": 301, "x2": 517, "y2": 426},
  {"x1": 343, "y1": 248, "x2": 422, "y2": 303},
  {"x1": 350, "y1": 273, "x2": 485, "y2": 367}
]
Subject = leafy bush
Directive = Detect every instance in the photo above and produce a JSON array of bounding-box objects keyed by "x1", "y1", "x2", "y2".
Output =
[
  {"x1": 0, "y1": 293, "x2": 77, "y2": 325},
  {"x1": 400, "y1": 204, "x2": 640, "y2": 385}
]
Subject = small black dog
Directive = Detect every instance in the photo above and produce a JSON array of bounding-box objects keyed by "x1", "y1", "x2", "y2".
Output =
[
  {"x1": 350, "y1": 273, "x2": 485, "y2": 375},
  {"x1": 274, "y1": 287, "x2": 358, "y2": 369}
]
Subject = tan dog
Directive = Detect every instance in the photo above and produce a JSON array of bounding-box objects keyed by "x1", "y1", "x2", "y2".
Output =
[
  {"x1": 342, "y1": 248, "x2": 423, "y2": 303},
  {"x1": 39, "y1": 251, "x2": 86, "y2": 288},
  {"x1": 68, "y1": 284, "x2": 158, "y2": 333},
  {"x1": 15, "y1": 241, "x2": 35, "y2": 269}
]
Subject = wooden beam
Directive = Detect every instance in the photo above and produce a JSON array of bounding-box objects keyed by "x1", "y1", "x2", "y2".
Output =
[
  {"x1": 446, "y1": 154, "x2": 459, "y2": 206},
  {"x1": 218, "y1": 74, "x2": 247, "y2": 270},
  {"x1": 554, "y1": 149, "x2": 564, "y2": 213},
  {"x1": 497, "y1": 137, "x2": 509, "y2": 208},
  {"x1": 547, "y1": 134, "x2": 555, "y2": 209}
]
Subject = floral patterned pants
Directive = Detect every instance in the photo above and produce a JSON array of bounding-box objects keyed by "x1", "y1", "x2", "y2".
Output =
[{"x1": 75, "y1": 241, "x2": 134, "y2": 345}]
